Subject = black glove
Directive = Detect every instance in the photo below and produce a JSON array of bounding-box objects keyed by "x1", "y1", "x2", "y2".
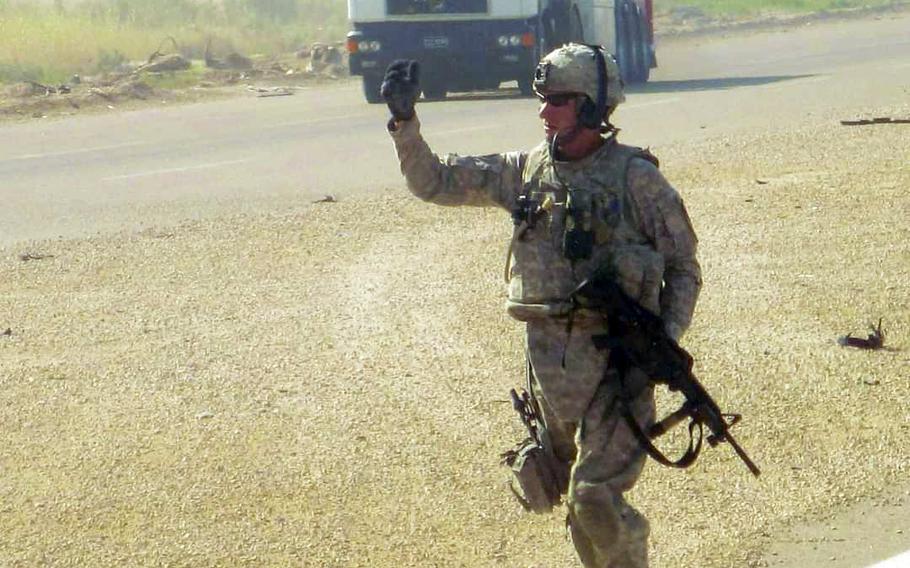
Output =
[{"x1": 380, "y1": 59, "x2": 420, "y2": 121}]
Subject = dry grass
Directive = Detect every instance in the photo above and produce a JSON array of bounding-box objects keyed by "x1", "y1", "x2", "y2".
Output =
[
  {"x1": 656, "y1": 0, "x2": 906, "y2": 17},
  {"x1": 0, "y1": 104, "x2": 908, "y2": 566},
  {"x1": 0, "y1": 0, "x2": 347, "y2": 83}
]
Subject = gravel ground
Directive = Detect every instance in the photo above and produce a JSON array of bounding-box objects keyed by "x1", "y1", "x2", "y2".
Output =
[{"x1": 1, "y1": 101, "x2": 908, "y2": 567}]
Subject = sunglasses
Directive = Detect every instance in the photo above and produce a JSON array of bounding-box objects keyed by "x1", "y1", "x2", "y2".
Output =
[{"x1": 536, "y1": 93, "x2": 580, "y2": 107}]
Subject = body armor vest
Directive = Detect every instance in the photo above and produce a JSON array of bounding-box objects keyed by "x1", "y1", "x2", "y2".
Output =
[{"x1": 506, "y1": 138, "x2": 664, "y2": 321}]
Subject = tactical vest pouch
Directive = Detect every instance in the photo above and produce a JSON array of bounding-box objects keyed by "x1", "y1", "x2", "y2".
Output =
[
  {"x1": 505, "y1": 299, "x2": 575, "y2": 321},
  {"x1": 500, "y1": 387, "x2": 569, "y2": 513},
  {"x1": 500, "y1": 437, "x2": 565, "y2": 514},
  {"x1": 609, "y1": 244, "x2": 665, "y2": 315}
]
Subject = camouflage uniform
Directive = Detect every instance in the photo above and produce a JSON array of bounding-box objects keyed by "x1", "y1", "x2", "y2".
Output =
[{"x1": 388, "y1": 46, "x2": 701, "y2": 568}]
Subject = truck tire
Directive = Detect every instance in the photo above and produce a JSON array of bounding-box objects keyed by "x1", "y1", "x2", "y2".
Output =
[
  {"x1": 422, "y1": 80, "x2": 447, "y2": 100},
  {"x1": 570, "y1": 4, "x2": 584, "y2": 43},
  {"x1": 615, "y1": 0, "x2": 636, "y2": 84},
  {"x1": 362, "y1": 74, "x2": 383, "y2": 104},
  {"x1": 634, "y1": 10, "x2": 651, "y2": 83},
  {"x1": 627, "y1": 5, "x2": 649, "y2": 83},
  {"x1": 518, "y1": 76, "x2": 534, "y2": 97}
]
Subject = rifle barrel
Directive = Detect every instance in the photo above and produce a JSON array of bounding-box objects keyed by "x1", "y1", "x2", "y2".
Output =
[{"x1": 725, "y1": 431, "x2": 761, "y2": 477}]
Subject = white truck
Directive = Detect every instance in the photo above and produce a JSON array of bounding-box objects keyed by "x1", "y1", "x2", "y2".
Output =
[{"x1": 346, "y1": 0, "x2": 655, "y2": 103}]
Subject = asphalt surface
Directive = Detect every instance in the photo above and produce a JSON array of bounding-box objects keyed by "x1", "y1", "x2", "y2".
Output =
[{"x1": 1, "y1": 8, "x2": 909, "y2": 247}]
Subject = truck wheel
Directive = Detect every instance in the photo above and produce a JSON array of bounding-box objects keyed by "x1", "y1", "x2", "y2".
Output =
[
  {"x1": 362, "y1": 74, "x2": 383, "y2": 104},
  {"x1": 518, "y1": 76, "x2": 534, "y2": 97},
  {"x1": 634, "y1": 11, "x2": 651, "y2": 83},
  {"x1": 615, "y1": 0, "x2": 636, "y2": 84},
  {"x1": 570, "y1": 4, "x2": 584, "y2": 43},
  {"x1": 480, "y1": 79, "x2": 501, "y2": 90},
  {"x1": 422, "y1": 81, "x2": 447, "y2": 100},
  {"x1": 625, "y1": 6, "x2": 649, "y2": 83}
]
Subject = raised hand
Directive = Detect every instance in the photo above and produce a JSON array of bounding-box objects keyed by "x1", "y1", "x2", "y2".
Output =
[{"x1": 380, "y1": 59, "x2": 420, "y2": 121}]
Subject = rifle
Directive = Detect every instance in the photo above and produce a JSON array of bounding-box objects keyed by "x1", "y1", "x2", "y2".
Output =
[{"x1": 571, "y1": 276, "x2": 761, "y2": 477}]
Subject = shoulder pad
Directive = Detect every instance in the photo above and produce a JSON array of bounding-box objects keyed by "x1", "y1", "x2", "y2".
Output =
[{"x1": 635, "y1": 147, "x2": 660, "y2": 168}]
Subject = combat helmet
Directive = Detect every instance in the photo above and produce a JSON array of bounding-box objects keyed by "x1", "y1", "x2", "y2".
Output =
[{"x1": 533, "y1": 43, "x2": 625, "y2": 127}]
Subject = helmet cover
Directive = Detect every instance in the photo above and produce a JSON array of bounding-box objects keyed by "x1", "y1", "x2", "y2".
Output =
[{"x1": 533, "y1": 43, "x2": 625, "y2": 110}]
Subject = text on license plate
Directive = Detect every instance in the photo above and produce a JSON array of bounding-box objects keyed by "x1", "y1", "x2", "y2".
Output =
[{"x1": 423, "y1": 36, "x2": 449, "y2": 49}]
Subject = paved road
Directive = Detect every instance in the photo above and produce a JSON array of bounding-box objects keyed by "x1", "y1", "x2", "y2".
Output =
[{"x1": 0, "y1": 10, "x2": 908, "y2": 248}]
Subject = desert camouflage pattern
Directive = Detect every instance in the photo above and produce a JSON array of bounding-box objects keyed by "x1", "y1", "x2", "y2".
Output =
[
  {"x1": 389, "y1": 117, "x2": 524, "y2": 209},
  {"x1": 390, "y1": 118, "x2": 700, "y2": 339},
  {"x1": 533, "y1": 43, "x2": 625, "y2": 109},
  {"x1": 528, "y1": 331, "x2": 654, "y2": 568},
  {"x1": 507, "y1": 139, "x2": 665, "y2": 322},
  {"x1": 389, "y1": 116, "x2": 700, "y2": 568}
]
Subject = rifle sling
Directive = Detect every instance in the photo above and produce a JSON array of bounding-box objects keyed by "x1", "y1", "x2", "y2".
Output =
[{"x1": 620, "y1": 397, "x2": 704, "y2": 470}]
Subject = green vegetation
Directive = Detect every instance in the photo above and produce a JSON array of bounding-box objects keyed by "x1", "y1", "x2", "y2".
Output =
[
  {"x1": 0, "y1": 0, "x2": 348, "y2": 84},
  {"x1": 656, "y1": 0, "x2": 903, "y2": 18},
  {"x1": 142, "y1": 60, "x2": 210, "y2": 89}
]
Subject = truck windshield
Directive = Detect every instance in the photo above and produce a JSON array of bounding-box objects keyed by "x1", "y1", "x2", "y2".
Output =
[{"x1": 387, "y1": 0, "x2": 488, "y2": 15}]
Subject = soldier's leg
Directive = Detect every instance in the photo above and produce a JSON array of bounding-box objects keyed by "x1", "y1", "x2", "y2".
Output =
[
  {"x1": 566, "y1": 369, "x2": 655, "y2": 568},
  {"x1": 527, "y1": 317, "x2": 649, "y2": 566},
  {"x1": 529, "y1": 366, "x2": 576, "y2": 469},
  {"x1": 525, "y1": 318, "x2": 611, "y2": 495},
  {"x1": 525, "y1": 318, "x2": 607, "y2": 425}
]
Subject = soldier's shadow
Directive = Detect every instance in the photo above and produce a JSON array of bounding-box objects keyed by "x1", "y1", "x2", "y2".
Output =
[
  {"x1": 423, "y1": 87, "x2": 530, "y2": 103},
  {"x1": 421, "y1": 74, "x2": 816, "y2": 102},
  {"x1": 628, "y1": 74, "x2": 817, "y2": 94}
]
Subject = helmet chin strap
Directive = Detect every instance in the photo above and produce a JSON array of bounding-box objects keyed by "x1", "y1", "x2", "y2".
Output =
[{"x1": 547, "y1": 126, "x2": 582, "y2": 161}]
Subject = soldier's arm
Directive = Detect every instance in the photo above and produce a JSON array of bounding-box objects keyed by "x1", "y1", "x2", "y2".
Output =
[
  {"x1": 389, "y1": 117, "x2": 524, "y2": 209},
  {"x1": 626, "y1": 157, "x2": 702, "y2": 341}
]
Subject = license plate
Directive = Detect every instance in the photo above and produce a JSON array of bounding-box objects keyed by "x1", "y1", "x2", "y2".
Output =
[{"x1": 423, "y1": 36, "x2": 449, "y2": 49}]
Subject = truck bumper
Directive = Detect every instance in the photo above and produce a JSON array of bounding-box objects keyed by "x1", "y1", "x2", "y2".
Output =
[{"x1": 347, "y1": 20, "x2": 537, "y2": 88}]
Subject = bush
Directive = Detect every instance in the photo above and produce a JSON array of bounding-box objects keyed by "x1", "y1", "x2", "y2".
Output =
[
  {"x1": 94, "y1": 48, "x2": 128, "y2": 74},
  {"x1": 0, "y1": 62, "x2": 44, "y2": 84}
]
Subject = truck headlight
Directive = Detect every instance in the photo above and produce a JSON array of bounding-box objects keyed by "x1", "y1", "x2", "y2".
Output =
[
  {"x1": 497, "y1": 35, "x2": 510, "y2": 47},
  {"x1": 509, "y1": 35, "x2": 521, "y2": 46},
  {"x1": 369, "y1": 41, "x2": 381, "y2": 51}
]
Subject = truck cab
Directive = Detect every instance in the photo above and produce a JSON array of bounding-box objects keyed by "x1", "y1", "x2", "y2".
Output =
[{"x1": 346, "y1": 0, "x2": 654, "y2": 103}]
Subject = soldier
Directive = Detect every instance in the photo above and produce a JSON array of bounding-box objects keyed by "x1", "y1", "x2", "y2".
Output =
[{"x1": 382, "y1": 44, "x2": 701, "y2": 568}]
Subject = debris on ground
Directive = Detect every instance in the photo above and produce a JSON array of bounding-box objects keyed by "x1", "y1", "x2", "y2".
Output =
[
  {"x1": 0, "y1": 39, "x2": 350, "y2": 121},
  {"x1": 247, "y1": 86, "x2": 295, "y2": 97},
  {"x1": 838, "y1": 319, "x2": 885, "y2": 349},
  {"x1": 313, "y1": 194, "x2": 337, "y2": 203},
  {"x1": 137, "y1": 53, "x2": 191, "y2": 73},
  {"x1": 136, "y1": 37, "x2": 192, "y2": 73},
  {"x1": 840, "y1": 117, "x2": 910, "y2": 125},
  {"x1": 1, "y1": 328, "x2": 11, "y2": 337},
  {"x1": 18, "y1": 252, "x2": 55, "y2": 262},
  {"x1": 306, "y1": 43, "x2": 345, "y2": 76},
  {"x1": 7, "y1": 81, "x2": 70, "y2": 97},
  {"x1": 204, "y1": 38, "x2": 253, "y2": 71}
]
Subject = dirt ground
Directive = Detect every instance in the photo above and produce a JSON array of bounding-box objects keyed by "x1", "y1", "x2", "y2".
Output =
[
  {"x1": 0, "y1": 45, "x2": 349, "y2": 123},
  {"x1": 1, "y1": 76, "x2": 908, "y2": 567}
]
